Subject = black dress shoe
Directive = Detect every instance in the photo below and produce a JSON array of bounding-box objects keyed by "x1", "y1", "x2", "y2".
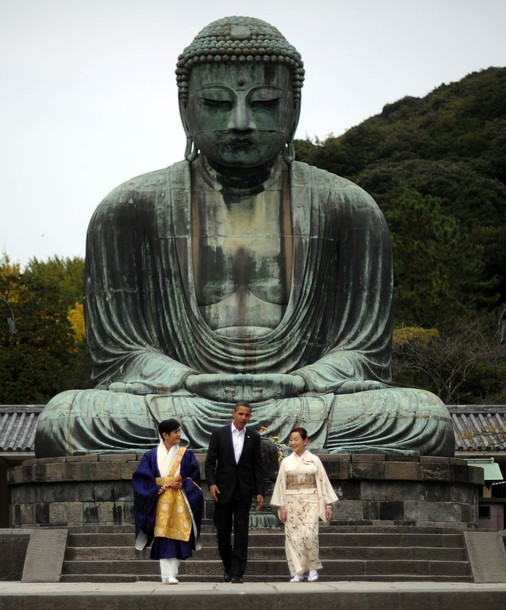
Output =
[
  {"x1": 224, "y1": 572, "x2": 232, "y2": 582},
  {"x1": 231, "y1": 576, "x2": 243, "y2": 584}
]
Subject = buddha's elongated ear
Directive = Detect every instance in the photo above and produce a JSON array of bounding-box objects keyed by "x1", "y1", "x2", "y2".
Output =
[
  {"x1": 283, "y1": 99, "x2": 301, "y2": 163},
  {"x1": 179, "y1": 98, "x2": 198, "y2": 162}
]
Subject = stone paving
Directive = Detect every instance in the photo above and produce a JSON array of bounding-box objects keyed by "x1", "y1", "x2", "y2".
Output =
[{"x1": 1, "y1": 580, "x2": 506, "y2": 610}]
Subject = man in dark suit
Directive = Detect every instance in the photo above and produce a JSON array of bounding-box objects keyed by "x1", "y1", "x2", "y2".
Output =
[{"x1": 205, "y1": 401, "x2": 265, "y2": 583}]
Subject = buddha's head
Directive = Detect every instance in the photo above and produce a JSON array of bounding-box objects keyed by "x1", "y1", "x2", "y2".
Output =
[{"x1": 176, "y1": 16, "x2": 304, "y2": 168}]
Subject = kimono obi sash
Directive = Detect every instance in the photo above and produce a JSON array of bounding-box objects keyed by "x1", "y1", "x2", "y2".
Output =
[
  {"x1": 154, "y1": 447, "x2": 192, "y2": 542},
  {"x1": 286, "y1": 473, "x2": 317, "y2": 490}
]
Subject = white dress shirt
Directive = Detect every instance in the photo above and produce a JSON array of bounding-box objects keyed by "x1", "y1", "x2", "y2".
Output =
[{"x1": 231, "y1": 423, "x2": 246, "y2": 463}]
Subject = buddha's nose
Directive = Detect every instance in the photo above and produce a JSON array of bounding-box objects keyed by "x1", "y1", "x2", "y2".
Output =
[{"x1": 228, "y1": 99, "x2": 255, "y2": 131}]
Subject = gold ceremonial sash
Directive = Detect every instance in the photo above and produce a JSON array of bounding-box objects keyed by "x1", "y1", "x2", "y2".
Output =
[{"x1": 154, "y1": 447, "x2": 192, "y2": 542}]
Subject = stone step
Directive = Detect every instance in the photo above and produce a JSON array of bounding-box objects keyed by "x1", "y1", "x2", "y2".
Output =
[
  {"x1": 64, "y1": 524, "x2": 468, "y2": 534},
  {"x1": 67, "y1": 530, "x2": 466, "y2": 548},
  {"x1": 60, "y1": 561, "x2": 472, "y2": 584},
  {"x1": 65, "y1": 544, "x2": 468, "y2": 562},
  {"x1": 61, "y1": 557, "x2": 472, "y2": 577},
  {"x1": 60, "y1": 528, "x2": 473, "y2": 583},
  {"x1": 59, "y1": 573, "x2": 474, "y2": 584}
]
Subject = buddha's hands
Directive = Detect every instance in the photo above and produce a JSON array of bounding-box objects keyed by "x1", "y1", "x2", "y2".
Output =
[
  {"x1": 299, "y1": 377, "x2": 387, "y2": 395},
  {"x1": 294, "y1": 356, "x2": 388, "y2": 395},
  {"x1": 184, "y1": 373, "x2": 306, "y2": 402},
  {"x1": 333, "y1": 379, "x2": 387, "y2": 394}
]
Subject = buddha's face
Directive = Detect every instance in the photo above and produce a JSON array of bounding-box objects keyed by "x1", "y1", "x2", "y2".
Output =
[{"x1": 184, "y1": 62, "x2": 296, "y2": 168}]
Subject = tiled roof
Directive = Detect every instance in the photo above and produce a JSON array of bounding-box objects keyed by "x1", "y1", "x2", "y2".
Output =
[
  {"x1": 448, "y1": 405, "x2": 506, "y2": 452},
  {"x1": 0, "y1": 405, "x2": 44, "y2": 452},
  {"x1": 1, "y1": 404, "x2": 506, "y2": 453}
]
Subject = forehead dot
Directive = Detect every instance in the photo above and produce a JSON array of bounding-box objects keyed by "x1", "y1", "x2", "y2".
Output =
[{"x1": 237, "y1": 75, "x2": 246, "y2": 86}]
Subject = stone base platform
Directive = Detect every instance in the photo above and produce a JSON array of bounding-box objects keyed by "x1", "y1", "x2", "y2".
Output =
[{"x1": 7, "y1": 453, "x2": 483, "y2": 529}]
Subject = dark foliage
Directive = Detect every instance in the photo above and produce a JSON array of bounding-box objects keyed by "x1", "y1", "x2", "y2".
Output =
[
  {"x1": 0, "y1": 257, "x2": 92, "y2": 404},
  {"x1": 295, "y1": 67, "x2": 506, "y2": 317},
  {"x1": 295, "y1": 67, "x2": 506, "y2": 402}
]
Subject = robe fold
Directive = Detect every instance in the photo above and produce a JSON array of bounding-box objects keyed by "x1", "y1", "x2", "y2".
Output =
[{"x1": 84, "y1": 158, "x2": 393, "y2": 389}]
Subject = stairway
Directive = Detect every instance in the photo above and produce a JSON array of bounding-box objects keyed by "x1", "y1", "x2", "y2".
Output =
[{"x1": 59, "y1": 526, "x2": 473, "y2": 583}]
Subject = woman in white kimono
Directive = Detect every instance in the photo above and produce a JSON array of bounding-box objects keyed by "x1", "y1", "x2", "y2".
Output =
[{"x1": 271, "y1": 427, "x2": 338, "y2": 582}]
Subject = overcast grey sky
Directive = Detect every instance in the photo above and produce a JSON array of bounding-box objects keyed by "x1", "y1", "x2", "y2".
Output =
[{"x1": 1, "y1": 0, "x2": 505, "y2": 267}]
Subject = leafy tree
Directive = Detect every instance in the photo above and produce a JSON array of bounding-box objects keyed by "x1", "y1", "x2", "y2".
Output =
[
  {"x1": 385, "y1": 189, "x2": 497, "y2": 327},
  {"x1": 295, "y1": 67, "x2": 506, "y2": 307},
  {"x1": 392, "y1": 314, "x2": 506, "y2": 404},
  {"x1": 0, "y1": 256, "x2": 92, "y2": 404},
  {"x1": 25, "y1": 256, "x2": 84, "y2": 308},
  {"x1": 68, "y1": 302, "x2": 85, "y2": 343}
]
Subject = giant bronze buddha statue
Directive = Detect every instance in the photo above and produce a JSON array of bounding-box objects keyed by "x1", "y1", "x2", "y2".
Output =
[{"x1": 35, "y1": 16, "x2": 454, "y2": 457}]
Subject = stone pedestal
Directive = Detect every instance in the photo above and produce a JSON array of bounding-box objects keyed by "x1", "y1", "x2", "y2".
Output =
[
  {"x1": 8, "y1": 453, "x2": 144, "y2": 528},
  {"x1": 325, "y1": 454, "x2": 483, "y2": 529},
  {"x1": 7, "y1": 454, "x2": 483, "y2": 529}
]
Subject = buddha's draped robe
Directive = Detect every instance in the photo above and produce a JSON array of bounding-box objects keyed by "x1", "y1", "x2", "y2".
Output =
[{"x1": 34, "y1": 159, "x2": 454, "y2": 457}]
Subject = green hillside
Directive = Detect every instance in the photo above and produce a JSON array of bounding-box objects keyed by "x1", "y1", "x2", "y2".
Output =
[
  {"x1": 295, "y1": 67, "x2": 506, "y2": 402},
  {"x1": 296, "y1": 68, "x2": 506, "y2": 324}
]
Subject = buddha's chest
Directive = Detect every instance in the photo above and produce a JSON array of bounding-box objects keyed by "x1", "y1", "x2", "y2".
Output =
[
  {"x1": 194, "y1": 201, "x2": 289, "y2": 299},
  {"x1": 191, "y1": 187, "x2": 293, "y2": 334}
]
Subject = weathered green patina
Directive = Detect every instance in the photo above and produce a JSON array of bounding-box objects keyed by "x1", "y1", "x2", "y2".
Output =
[{"x1": 35, "y1": 17, "x2": 455, "y2": 457}]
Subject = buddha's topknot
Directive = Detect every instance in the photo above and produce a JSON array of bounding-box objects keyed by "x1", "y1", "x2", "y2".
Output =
[{"x1": 176, "y1": 16, "x2": 305, "y2": 103}]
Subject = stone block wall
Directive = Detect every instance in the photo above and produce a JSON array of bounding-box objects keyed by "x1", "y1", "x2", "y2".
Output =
[
  {"x1": 325, "y1": 454, "x2": 482, "y2": 528},
  {"x1": 7, "y1": 453, "x2": 483, "y2": 529},
  {"x1": 8, "y1": 453, "x2": 209, "y2": 528}
]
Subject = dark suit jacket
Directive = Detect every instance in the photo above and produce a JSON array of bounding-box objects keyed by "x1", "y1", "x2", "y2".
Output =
[{"x1": 205, "y1": 424, "x2": 265, "y2": 504}]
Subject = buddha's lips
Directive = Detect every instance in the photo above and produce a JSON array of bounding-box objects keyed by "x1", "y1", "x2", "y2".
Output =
[{"x1": 225, "y1": 138, "x2": 255, "y2": 147}]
